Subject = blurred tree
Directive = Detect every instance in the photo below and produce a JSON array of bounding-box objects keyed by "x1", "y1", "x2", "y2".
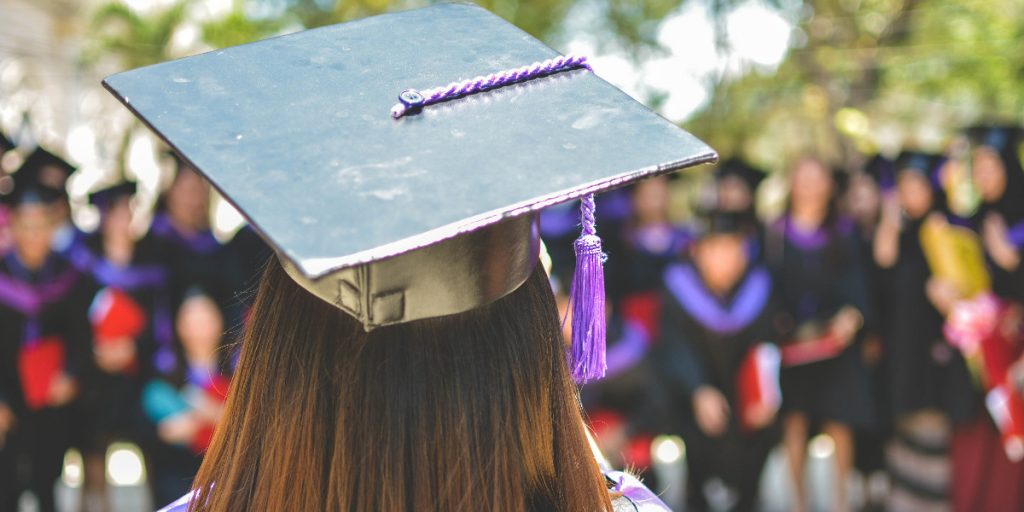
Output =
[
  {"x1": 83, "y1": 1, "x2": 191, "y2": 177},
  {"x1": 688, "y1": 0, "x2": 1024, "y2": 173},
  {"x1": 81, "y1": 0, "x2": 1023, "y2": 178}
]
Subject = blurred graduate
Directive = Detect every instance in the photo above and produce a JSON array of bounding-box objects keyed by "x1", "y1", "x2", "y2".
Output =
[
  {"x1": 0, "y1": 163, "x2": 94, "y2": 512},
  {"x1": 656, "y1": 209, "x2": 781, "y2": 511},
  {"x1": 766, "y1": 157, "x2": 875, "y2": 512}
]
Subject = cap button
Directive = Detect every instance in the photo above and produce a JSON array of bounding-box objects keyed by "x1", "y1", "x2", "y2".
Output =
[{"x1": 398, "y1": 89, "x2": 425, "y2": 114}]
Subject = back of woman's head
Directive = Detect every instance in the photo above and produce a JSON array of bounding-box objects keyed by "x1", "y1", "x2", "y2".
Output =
[{"x1": 190, "y1": 261, "x2": 611, "y2": 512}]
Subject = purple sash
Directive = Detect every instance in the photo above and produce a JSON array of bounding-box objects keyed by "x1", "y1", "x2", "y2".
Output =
[
  {"x1": 604, "y1": 319, "x2": 650, "y2": 378},
  {"x1": 664, "y1": 263, "x2": 771, "y2": 335},
  {"x1": 150, "y1": 213, "x2": 221, "y2": 254},
  {"x1": 0, "y1": 255, "x2": 81, "y2": 342},
  {"x1": 771, "y1": 215, "x2": 853, "y2": 250},
  {"x1": 93, "y1": 259, "x2": 168, "y2": 290},
  {"x1": 1008, "y1": 219, "x2": 1024, "y2": 249}
]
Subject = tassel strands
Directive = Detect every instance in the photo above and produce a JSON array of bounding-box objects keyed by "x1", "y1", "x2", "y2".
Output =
[{"x1": 568, "y1": 193, "x2": 607, "y2": 384}]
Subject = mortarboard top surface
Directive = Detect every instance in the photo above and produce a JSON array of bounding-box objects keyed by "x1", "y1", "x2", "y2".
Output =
[{"x1": 103, "y1": 3, "x2": 716, "y2": 280}]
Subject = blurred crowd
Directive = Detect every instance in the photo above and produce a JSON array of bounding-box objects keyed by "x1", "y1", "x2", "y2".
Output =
[
  {"x1": 0, "y1": 122, "x2": 1021, "y2": 512},
  {"x1": 547, "y1": 124, "x2": 1024, "y2": 511},
  {"x1": 0, "y1": 138, "x2": 271, "y2": 511}
]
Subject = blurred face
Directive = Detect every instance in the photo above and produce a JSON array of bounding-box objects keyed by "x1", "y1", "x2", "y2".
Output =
[
  {"x1": 897, "y1": 171, "x2": 934, "y2": 220},
  {"x1": 167, "y1": 167, "x2": 210, "y2": 230},
  {"x1": 101, "y1": 197, "x2": 133, "y2": 240},
  {"x1": 846, "y1": 173, "x2": 880, "y2": 222},
  {"x1": 972, "y1": 147, "x2": 1007, "y2": 203},
  {"x1": 11, "y1": 203, "x2": 55, "y2": 268},
  {"x1": 176, "y1": 295, "x2": 224, "y2": 360},
  {"x1": 789, "y1": 158, "x2": 834, "y2": 213},
  {"x1": 693, "y1": 233, "x2": 748, "y2": 293},
  {"x1": 717, "y1": 175, "x2": 753, "y2": 213},
  {"x1": 632, "y1": 176, "x2": 670, "y2": 224}
]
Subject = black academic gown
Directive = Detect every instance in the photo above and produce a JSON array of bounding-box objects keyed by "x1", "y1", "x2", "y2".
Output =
[
  {"x1": 0, "y1": 252, "x2": 92, "y2": 512},
  {"x1": 882, "y1": 217, "x2": 975, "y2": 422},
  {"x1": 765, "y1": 216, "x2": 877, "y2": 428},
  {"x1": 655, "y1": 261, "x2": 780, "y2": 512},
  {"x1": 148, "y1": 212, "x2": 232, "y2": 308},
  {"x1": 76, "y1": 233, "x2": 175, "y2": 454}
]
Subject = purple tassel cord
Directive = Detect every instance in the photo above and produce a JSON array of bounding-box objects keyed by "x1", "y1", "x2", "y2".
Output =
[
  {"x1": 391, "y1": 54, "x2": 591, "y2": 119},
  {"x1": 568, "y1": 194, "x2": 607, "y2": 384}
]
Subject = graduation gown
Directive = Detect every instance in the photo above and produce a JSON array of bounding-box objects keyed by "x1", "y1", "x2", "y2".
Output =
[
  {"x1": 148, "y1": 212, "x2": 233, "y2": 309},
  {"x1": 0, "y1": 252, "x2": 92, "y2": 511},
  {"x1": 882, "y1": 217, "x2": 975, "y2": 421},
  {"x1": 656, "y1": 261, "x2": 779, "y2": 511},
  {"x1": 76, "y1": 233, "x2": 174, "y2": 450},
  {"x1": 765, "y1": 216, "x2": 876, "y2": 428}
]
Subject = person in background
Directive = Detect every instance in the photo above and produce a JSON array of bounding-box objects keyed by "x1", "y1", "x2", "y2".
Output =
[
  {"x1": 843, "y1": 154, "x2": 891, "y2": 510},
  {"x1": 15, "y1": 146, "x2": 91, "y2": 270},
  {"x1": 767, "y1": 157, "x2": 875, "y2": 512},
  {"x1": 149, "y1": 153, "x2": 231, "y2": 309},
  {"x1": 714, "y1": 159, "x2": 765, "y2": 221},
  {"x1": 0, "y1": 168, "x2": 93, "y2": 512},
  {"x1": 76, "y1": 181, "x2": 173, "y2": 512},
  {"x1": 141, "y1": 288, "x2": 230, "y2": 506},
  {"x1": 873, "y1": 151, "x2": 974, "y2": 510},
  {"x1": 656, "y1": 210, "x2": 780, "y2": 512},
  {"x1": 223, "y1": 223, "x2": 272, "y2": 355},
  {"x1": 620, "y1": 175, "x2": 692, "y2": 299},
  {"x1": 933, "y1": 125, "x2": 1024, "y2": 512}
]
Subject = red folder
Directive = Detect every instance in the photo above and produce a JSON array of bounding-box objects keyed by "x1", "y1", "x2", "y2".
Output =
[
  {"x1": 189, "y1": 374, "x2": 231, "y2": 454},
  {"x1": 986, "y1": 384, "x2": 1024, "y2": 462},
  {"x1": 737, "y1": 343, "x2": 782, "y2": 431},
  {"x1": 946, "y1": 293, "x2": 1024, "y2": 461},
  {"x1": 780, "y1": 331, "x2": 845, "y2": 366},
  {"x1": 18, "y1": 336, "x2": 66, "y2": 411},
  {"x1": 90, "y1": 287, "x2": 148, "y2": 341}
]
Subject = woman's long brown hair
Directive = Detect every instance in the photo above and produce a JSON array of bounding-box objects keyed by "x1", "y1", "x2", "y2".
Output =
[{"x1": 189, "y1": 261, "x2": 612, "y2": 511}]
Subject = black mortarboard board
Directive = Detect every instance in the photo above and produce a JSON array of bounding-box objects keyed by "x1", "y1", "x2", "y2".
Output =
[
  {"x1": 965, "y1": 124, "x2": 1022, "y2": 154},
  {"x1": 714, "y1": 158, "x2": 766, "y2": 191},
  {"x1": 894, "y1": 151, "x2": 943, "y2": 183},
  {"x1": 862, "y1": 154, "x2": 894, "y2": 190},
  {"x1": 102, "y1": 4, "x2": 716, "y2": 332},
  {"x1": 89, "y1": 181, "x2": 138, "y2": 209},
  {"x1": 695, "y1": 209, "x2": 755, "y2": 238},
  {"x1": 0, "y1": 166, "x2": 63, "y2": 206},
  {"x1": 15, "y1": 146, "x2": 75, "y2": 197}
]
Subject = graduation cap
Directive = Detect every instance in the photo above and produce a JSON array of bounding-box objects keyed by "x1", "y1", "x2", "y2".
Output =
[
  {"x1": 862, "y1": 154, "x2": 894, "y2": 190},
  {"x1": 15, "y1": 146, "x2": 75, "y2": 197},
  {"x1": 714, "y1": 158, "x2": 766, "y2": 190},
  {"x1": 894, "y1": 151, "x2": 944, "y2": 183},
  {"x1": 102, "y1": 3, "x2": 716, "y2": 382},
  {"x1": 89, "y1": 181, "x2": 138, "y2": 210},
  {"x1": 965, "y1": 124, "x2": 1022, "y2": 154},
  {"x1": 694, "y1": 209, "x2": 757, "y2": 238},
  {"x1": 0, "y1": 165, "x2": 63, "y2": 206}
]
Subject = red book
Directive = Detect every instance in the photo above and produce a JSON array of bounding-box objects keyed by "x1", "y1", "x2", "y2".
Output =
[
  {"x1": 89, "y1": 287, "x2": 148, "y2": 341},
  {"x1": 189, "y1": 374, "x2": 231, "y2": 454},
  {"x1": 18, "y1": 336, "x2": 65, "y2": 411},
  {"x1": 780, "y1": 331, "x2": 845, "y2": 366},
  {"x1": 986, "y1": 384, "x2": 1024, "y2": 462},
  {"x1": 737, "y1": 343, "x2": 782, "y2": 432}
]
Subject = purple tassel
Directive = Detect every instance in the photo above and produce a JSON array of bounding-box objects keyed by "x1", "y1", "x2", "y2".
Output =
[{"x1": 568, "y1": 194, "x2": 606, "y2": 383}]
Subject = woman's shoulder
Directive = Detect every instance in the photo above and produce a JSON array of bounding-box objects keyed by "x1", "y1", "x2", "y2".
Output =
[
  {"x1": 605, "y1": 470, "x2": 671, "y2": 511},
  {"x1": 159, "y1": 470, "x2": 671, "y2": 512}
]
